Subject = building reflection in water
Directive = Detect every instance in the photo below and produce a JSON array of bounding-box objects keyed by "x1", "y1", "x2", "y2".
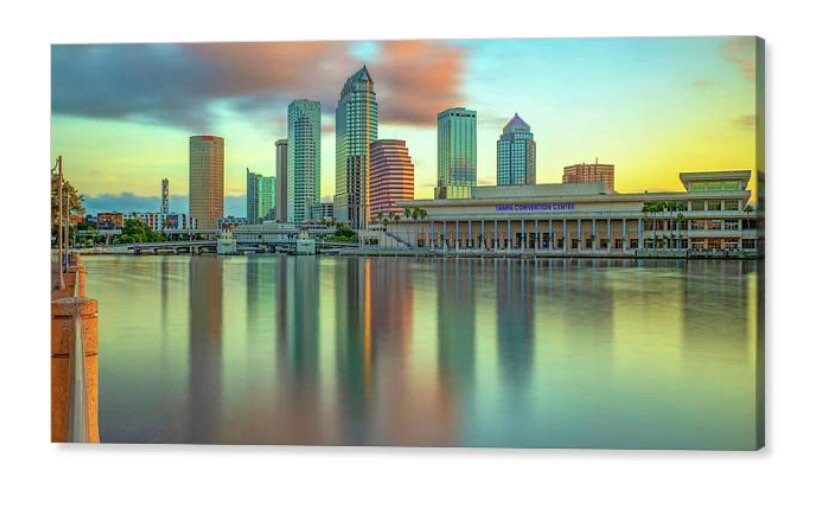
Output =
[
  {"x1": 495, "y1": 259, "x2": 535, "y2": 390},
  {"x1": 682, "y1": 260, "x2": 753, "y2": 362},
  {"x1": 260, "y1": 256, "x2": 330, "y2": 444},
  {"x1": 186, "y1": 256, "x2": 223, "y2": 443},
  {"x1": 436, "y1": 259, "x2": 476, "y2": 417},
  {"x1": 90, "y1": 254, "x2": 759, "y2": 449},
  {"x1": 372, "y1": 258, "x2": 457, "y2": 445},
  {"x1": 334, "y1": 257, "x2": 371, "y2": 443}
]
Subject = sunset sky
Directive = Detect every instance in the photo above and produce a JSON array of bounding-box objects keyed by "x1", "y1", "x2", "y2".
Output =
[{"x1": 50, "y1": 37, "x2": 760, "y2": 216}]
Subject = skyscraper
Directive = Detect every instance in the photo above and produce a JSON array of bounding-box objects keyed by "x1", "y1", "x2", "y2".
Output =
[
  {"x1": 189, "y1": 135, "x2": 224, "y2": 229},
  {"x1": 497, "y1": 113, "x2": 536, "y2": 186},
  {"x1": 161, "y1": 178, "x2": 170, "y2": 214},
  {"x1": 275, "y1": 139, "x2": 288, "y2": 222},
  {"x1": 334, "y1": 66, "x2": 378, "y2": 229},
  {"x1": 369, "y1": 139, "x2": 415, "y2": 220},
  {"x1": 563, "y1": 159, "x2": 615, "y2": 191},
  {"x1": 435, "y1": 107, "x2": 476, "y2": 199},
  {"x1": 246, "y1": 168, "x2": 260, "y2": 224},
  {"x1": 287, "y1": 100, "x2": 321, "y2": 224}
]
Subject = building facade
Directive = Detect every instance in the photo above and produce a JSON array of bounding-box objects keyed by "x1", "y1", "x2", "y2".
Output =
[
  {"x1": 386, "y1": 170, "x2": 759, "y2": 255},
  {"x1": 334, "y1": 66, "x2": 378, "y2": 229},
  {"x1": 311, "y1": 202, "x2": 334, "y2": 222},
  {"x1": 96, "y1": 212, "x2": 124, "y2": 229},
  {"x1": 563, "y1": 160, "x2": 615, "y2": 192},
  {"x1": 259, "y1": 176, "x2": 276, "y2": 222},
  {"x1": 247, "y1": 169, "x2": 276, "y2": 224},
  {"x1": 497, "y1": 113, "x2": 536, "y2": 186},
  {"x1": 275, "y1": 139, "x2": 288, "y2": 222},
  {"x1": 287, "y1": 100, "x2": 321, "y2": 225},
  {"x1": 134, "y1": 212, "x2": 197, "y2": 231},
  {"x1": 189, "y1": 135, "x2": 225, "y2": 229},
  {"x1": 369, "y1": 139, "x2": 415, "y2": 220},
  {"x1": 435, "y1": 107, "x2": 477, "y2": 199}
]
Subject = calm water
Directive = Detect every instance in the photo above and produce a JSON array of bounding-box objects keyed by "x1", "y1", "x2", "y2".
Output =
[{"x1": 84, "y1": 255, "x2": 761, "y2": 449}]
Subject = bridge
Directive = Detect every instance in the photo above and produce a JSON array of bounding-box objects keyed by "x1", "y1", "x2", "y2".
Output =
[{"x1": 77, "y1": 237, "x2": 359, "y2": 255}]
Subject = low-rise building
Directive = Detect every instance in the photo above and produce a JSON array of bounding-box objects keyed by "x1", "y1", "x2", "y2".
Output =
[
  {"x1": 386, "y1": 170, "x2": 760, "y2": 255},
  {"x1": 96, "y1": 212, "x2": 124, "y2": 229},
  {"x1": 133, "y1": 212, "x2": 197, "y2": 231},
  {"x1": 563, "y1": 160, "x2": 615, "y2": 192}
]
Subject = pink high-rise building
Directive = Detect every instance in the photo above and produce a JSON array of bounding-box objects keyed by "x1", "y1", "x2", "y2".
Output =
[{"x1": 369, "y1": 139, "x2": 415, "y2": 220}]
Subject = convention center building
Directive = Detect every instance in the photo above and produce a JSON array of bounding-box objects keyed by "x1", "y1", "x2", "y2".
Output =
[{"x1": 381, "y1": 170, "x2": 761, "y2": 255}]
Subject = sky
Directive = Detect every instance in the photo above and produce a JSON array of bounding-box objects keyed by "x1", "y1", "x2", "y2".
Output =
[{"x1": 50, "y1": 37, "x2": 760, "y2": 216}]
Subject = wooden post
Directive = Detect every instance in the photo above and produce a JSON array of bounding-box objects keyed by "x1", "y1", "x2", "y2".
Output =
[
  {"x1": 57, "y1": 156, "x2": 64, "y2": 290},
  {"x1": 51, "y1": 297, "x2": 99, "y2": 443}
]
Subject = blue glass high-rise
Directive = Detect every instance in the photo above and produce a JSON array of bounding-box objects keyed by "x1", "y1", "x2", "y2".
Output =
[
  {"x1": 435, "y1": 107, "x2": 477, "y2": 199},
  {"x1": 496, "y1": 113, "x2": 536, "y2": 186}
]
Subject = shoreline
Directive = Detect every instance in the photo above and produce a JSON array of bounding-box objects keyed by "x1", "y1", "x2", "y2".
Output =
[{"x1": 67, "y1": 247, "x2": 762, "y2": 261}]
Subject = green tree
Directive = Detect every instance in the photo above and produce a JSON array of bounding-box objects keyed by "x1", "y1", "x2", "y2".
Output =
[
  {"x1": 117, "y1": 218, "x2": 166, "y2": 244},
  {"x1": 329, "y1": 223, "x2": 358, "y2": 243},
  {"x1": 51, "y1": 173, "x2": 86, "y2": 227}
]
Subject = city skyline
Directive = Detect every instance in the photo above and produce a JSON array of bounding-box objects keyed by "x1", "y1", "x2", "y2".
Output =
[{"x1": 51, "y1": 37, "x2": 759, "y2": 214}]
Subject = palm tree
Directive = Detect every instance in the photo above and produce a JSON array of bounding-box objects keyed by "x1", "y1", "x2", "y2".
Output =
[
  {"x1": 376, "y1": 211, "x2": 385, "y2": 225},
  {"x1": 392, "y1": 212, "x2": 400, "y2": 223},
  {"x1": 404, "y1": 207, "x2": 412, "y2": 220}
]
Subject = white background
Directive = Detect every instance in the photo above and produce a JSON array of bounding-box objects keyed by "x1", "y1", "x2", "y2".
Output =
[{"x1": 1, "y1": 0, "x2": 826, "y2": 506}]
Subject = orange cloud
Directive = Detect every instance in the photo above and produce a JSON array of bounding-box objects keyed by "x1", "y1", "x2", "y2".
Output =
[
  {"x1": 188, "y1": 41, "x2": 357, "y2": 100},
  {"x1": 372, "y1": 41, "x2": 466, "y2": 126},
  {"x1": 732, "y1": 114, "x2": 756, "y2": 128},
  {"x1": 719, "y1": 38, "x2": 757, "y2": 80}
]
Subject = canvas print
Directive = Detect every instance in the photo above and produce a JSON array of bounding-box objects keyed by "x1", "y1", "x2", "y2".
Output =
[{"x1": 50, "y1": 36, "x2": 764, "y2": 449}]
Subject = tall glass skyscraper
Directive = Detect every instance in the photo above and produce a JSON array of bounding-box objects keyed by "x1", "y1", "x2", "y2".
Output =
[
  {"x1": 496, "y1": 113, "x2": 536, "y2": 186},
  {"x1": 335, "y1": 66, "x2": 378, "y2": 229},
  {"x1": 435, "y1": 107, "x2": 476, "y2": 199},
  {"x1": 287, "y1": 100, "x2": 321, "y2": 224}
]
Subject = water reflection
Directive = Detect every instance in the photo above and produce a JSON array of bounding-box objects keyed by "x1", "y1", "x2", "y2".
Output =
[
  {"x1": 495, "y1": 259, "x2": 534, "y2": 390},
  {"x1": 187, "y1": 256, "x2": 223, "y2": 443},
  {"x1": 88, "y1": 255, "x2": 760, "y2": 449}
]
